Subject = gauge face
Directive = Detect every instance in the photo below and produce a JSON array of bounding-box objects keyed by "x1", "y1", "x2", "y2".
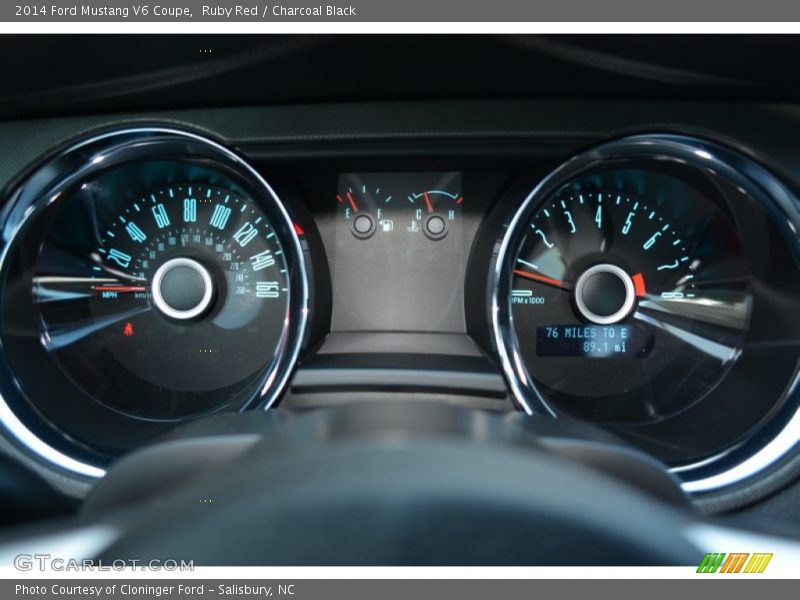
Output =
[
  {"x1": 506, "y1": 169, "x2": 751, "y2": 422},
  {"x1": 337, "y1": 181, "x2": 393, "y2": 239},
  {"x1": 28, "y1": 180, "x2": 291, "y2": 419},
  {"x1": 0, "y1": 131, "x2": 308, "y2": 459},
  {"x1": 407, "y1": 188, "x2": 463, "y2": 240}
]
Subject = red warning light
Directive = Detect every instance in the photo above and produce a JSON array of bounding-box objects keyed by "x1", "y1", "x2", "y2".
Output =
[
  {"x1": 293, "y1": 222, "x2": 305, "y2": 236},
  {"x1": 122, "y1": 322, "x2": 135, "y2": 337}
]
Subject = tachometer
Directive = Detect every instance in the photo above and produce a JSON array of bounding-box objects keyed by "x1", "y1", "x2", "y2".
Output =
[
  {"x1": 507, "y1": 180, "x2": 750, "y2": 422},
  {"x1": 491, "y1": 135, "x2": 771, "y2": 430},
  {"x1": 492, "y1": 135, "x2": 800, "y2": 496}
]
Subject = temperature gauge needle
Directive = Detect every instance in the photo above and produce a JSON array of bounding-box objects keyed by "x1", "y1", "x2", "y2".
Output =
[
  {"x1": 513, "y1": 269, "x2": 573, "y2": 290},
  {"x1": 423, "y1": 191, "x2": 434, "y2": 213}
]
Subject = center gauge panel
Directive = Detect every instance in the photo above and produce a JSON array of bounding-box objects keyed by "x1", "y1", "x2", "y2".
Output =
[{"x1": 332, "y1": 172, "x2": 465, "y2": 332}]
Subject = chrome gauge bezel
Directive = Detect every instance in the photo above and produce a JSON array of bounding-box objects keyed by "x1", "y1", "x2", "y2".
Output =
[
  {"x1": 491, "y1": 134, "x2": 800, "y2": 497},
  {"x1": 0, "y1": 127, "x2": 310, "y2": 479}
]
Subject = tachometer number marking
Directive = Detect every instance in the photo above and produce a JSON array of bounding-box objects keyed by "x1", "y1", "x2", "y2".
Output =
[
  {"x1": 622, "y1": 211, "x2": 635, "y2": 235},
  {"x1": 657, "y1": 260, "x2": 680, "y2": 271},
  {"x1": 533, "y1": 228, "x2": 554, "y2": 248},
  {"x1": 564, "y1": 210, "x2": 577, "y2": 234},
  {"x1": 643, "y1": 231, "x2": 662, "y2": 250}
]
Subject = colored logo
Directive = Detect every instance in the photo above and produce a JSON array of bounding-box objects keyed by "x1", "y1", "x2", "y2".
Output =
[{"x1": 697, "y1": 552, "x2": 773, "y2": 573}]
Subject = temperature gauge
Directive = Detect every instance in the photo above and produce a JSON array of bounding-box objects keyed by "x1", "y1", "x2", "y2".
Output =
[{"x1": 408, "y1": 189, "x2": 464, "y2": 240}]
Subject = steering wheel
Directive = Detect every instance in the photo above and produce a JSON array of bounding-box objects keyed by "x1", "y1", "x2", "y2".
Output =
[{"x1": 81, "y1": 402, "x2": 702, "y2": 565}]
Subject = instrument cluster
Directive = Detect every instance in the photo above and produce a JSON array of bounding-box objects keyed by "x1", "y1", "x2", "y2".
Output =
[{"x1": 1, "y1": 127, "x2": 799, "y2": 507}]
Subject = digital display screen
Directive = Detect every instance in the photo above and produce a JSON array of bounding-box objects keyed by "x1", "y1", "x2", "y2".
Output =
[{"x1": 536, "y1": 325, "x2": 651, "y2": 358}]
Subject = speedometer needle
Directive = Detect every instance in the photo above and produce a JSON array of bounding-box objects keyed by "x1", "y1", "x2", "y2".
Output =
[
  {"x1": 93, "y1": 285, "x2": 147, "y2": 293},
  {"x1": 513, "y1": 269, "x2": 573, "y2": 290}
]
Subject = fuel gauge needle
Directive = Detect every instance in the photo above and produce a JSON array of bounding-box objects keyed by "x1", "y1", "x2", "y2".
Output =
[
  {"x1": 336, "y1": 192, "x2": 359, "y2": 212},
  {"x1": 513, "y1": 269, "x2": 573, "y2": 291}
]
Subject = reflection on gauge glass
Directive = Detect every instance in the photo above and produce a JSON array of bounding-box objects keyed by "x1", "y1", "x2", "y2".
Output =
[
  {"x1": 0, "y1": 129, "x2": 308, "y2": 446},
  {"x1": 506, "y1": 170, "x2": 751, "y2": 423}
]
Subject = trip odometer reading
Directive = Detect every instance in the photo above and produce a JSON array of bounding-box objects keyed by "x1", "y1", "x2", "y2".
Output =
[
  {"x1": 503, "y1": 171, "x2": 751, "y2": 423},
  {"x1": 536, "y1": 324, "x2": 652, "y2": 358}
]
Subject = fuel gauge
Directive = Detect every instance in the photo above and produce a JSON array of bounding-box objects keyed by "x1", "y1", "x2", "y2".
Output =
[{"x1": 336, "y1": 179, "x2": 394, "y2": 239}]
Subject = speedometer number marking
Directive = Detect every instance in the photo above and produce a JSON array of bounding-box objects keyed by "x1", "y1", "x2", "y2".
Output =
[
  {"x1": 183, "y1": 198, "x2": 197, "y2": 222},
  {"x1": 250, "y1": 249, "x2": 276, "y2": 270},
  {"x1": 152, "y1": 203, "x2": 170, "y2": 228},
  {"x1": 233, "y1": 222, "x2": 259, "y2": 246},
  {"x1": 107, "y1": 248, "x2": 132, "y2": 268},
  {"x1": 210, "y1": 204, "x2": 232, "y2": 230}
]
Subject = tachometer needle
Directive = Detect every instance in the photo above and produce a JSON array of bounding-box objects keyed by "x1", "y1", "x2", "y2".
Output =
[{"x1": 513, "y1": 269, "x2": 573, "y2": 290}]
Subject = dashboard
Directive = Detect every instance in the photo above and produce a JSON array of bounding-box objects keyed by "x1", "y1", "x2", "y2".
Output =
[{"x1": 1, "y1": 35, "x2": 800, "y2": 528}]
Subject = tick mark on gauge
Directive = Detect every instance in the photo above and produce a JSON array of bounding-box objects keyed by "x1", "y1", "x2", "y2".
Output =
[{"x1": 517, "y1": 258, "x2": 539, "y2": 270}]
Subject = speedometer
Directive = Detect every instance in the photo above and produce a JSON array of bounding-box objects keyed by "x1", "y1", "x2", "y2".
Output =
[
  {"x1": 34, "y1": 180, "x2": 292, "y2": 419},
  {"x1": 0, "y1": 128, "x2": 309, "y2": 475}
]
